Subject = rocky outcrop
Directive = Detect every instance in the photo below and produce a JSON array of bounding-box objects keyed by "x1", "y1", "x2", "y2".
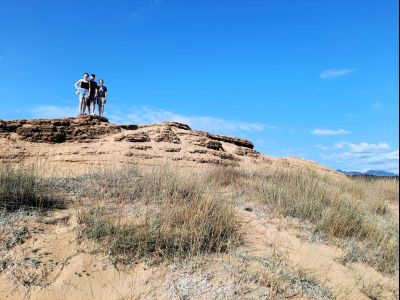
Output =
[
  {"x1": 0, "y1": 115, "x2": 264, "y2": 166},
  {"x1": 154, "y1": 127, "x2": 181, "y2": 144},
  {"x1": 193, "y1": 138, "x2": 224, "y2": 151},
  {"x1": 0, "y1": 115, "x2": 120, "y2": 143},
  {"x1": 204, "y1": 133, "x2": 254, "y2": 149},
  {"x1": 235, "y1": 147, "x2": 260, "y2": 158},
  {"x1": 115, "y1": 132, "x2": 151, "y2": 143}
]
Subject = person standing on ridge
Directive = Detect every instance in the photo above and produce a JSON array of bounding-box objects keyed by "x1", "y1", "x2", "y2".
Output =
[
  {"x1": 88, "y1": 74, "x2": 98, "y2": 115},
  {"x1": 96, "y1": 79, "x2": 108, "y2": 117},
  {"x1": 74, "y1": 72, "x2": 90, "y2": 115}
]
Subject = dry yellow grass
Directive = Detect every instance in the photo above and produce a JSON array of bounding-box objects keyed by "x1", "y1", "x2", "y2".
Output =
[
  {"x1": 212, "y1": 165, "x2": 399, "y2": 275},
  {"x1": 1, "y1": 162, "x2": 398, "y2": 299},
  {"x1": 77, "y1": 166, "x2": 240, "y2": 263}
]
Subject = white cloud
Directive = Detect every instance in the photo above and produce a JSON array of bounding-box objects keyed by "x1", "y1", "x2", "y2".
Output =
[
  {"x1": 320, "y1": 68, "x2": 353, "y2": 79},
  {"x1": 348, "y1": 142, "x2": 390, "y2": 153},
  {"x1": 334, "y1": 141, "x2": 390, "y2": 152},
  {"x1": 29, "y1": 105, "x2": 77, "y2": 118},
  {"x1": 312, "y1": 128, "x2": 351, "y2": 136},
  {"x1": 27, "y1": 105, "x2": 270, "y2": 134},
  {"x1": 321, "y1": 142, "x2": 399, "y2": 173},
  {"x1": 315, "y1": 144, "x2": 328, "y2": 150},
  {"x1": 108, "y1": 106, "x2": 269, "y2": 133}
]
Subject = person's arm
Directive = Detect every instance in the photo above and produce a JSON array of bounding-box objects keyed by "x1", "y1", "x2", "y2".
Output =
[
  {"x1": 104, "y1": 91, "x2": 107, "y2": 103},
  {"x1": 88, "y1": 82, "x2": 91, "y2": 97},
  {"x1": 74, "y1": 79, "x2": 81, "y2": 90}
]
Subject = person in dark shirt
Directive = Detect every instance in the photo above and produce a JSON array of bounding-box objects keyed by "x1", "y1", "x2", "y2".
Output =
[
  {"x1": 96, "y1": 79, "x2": 108, "y2": 117},
  {"x1": 88, "y1": 74, "x2": 98, "y2": 115}
]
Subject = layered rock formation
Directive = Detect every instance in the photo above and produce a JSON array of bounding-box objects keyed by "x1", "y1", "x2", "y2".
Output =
[
  {"x1": 0, "y1": 115, "x2": 264, "y2": 169},
  {"x1": 0, "y1": 115, "x2": 121, "y2": 143}
]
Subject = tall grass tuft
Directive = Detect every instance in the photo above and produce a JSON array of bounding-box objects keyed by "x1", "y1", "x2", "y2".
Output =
[
  {"x1": 0, "y1": 165, "x2": 65, "y2": 211},
  {"x1": 237, "y1": 166, "x2": 399, "y2": 275},
  {"x1": 78, "y1": 167, "x2": 240, "y2": 263}
]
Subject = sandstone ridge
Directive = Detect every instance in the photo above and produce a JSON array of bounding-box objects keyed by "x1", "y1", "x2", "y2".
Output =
[
  {"x1": 0, "y1": 115, "x2": 337, "y2": 175},
  {"x1": 0, "y1": 115, "x2": 253, "y2": 148},
  {"x1": 0, "y1": 115, "x2": 268, "y2": 168}
]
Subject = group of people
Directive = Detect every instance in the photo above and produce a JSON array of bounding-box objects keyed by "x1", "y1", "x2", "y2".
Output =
[{"x1": 75, "y1": 73, "x2": 108, "y2": 117}]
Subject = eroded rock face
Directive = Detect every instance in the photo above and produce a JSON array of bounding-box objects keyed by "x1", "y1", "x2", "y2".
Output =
[
  {"x1": 154, "y1": 127, "x2": 181, "y2": 144},
  {"x1": 115, "y1": 132, "x2": 150, "y2": 143},
  {"x1": 193, "y1": 138, "x2": 223, "y2": 151},
  {"x1": 205, "y1": 133, "x2": 254, "y2": 149},
  {"x1": 235, "y1": 147, "x2": 260, "y2": 158},
  {"x1": 0, "y1": 115, "x2": 263, "y2": 166},
  {"x1": 0, "y1": 115, "x2": 120, "y2": 143}
]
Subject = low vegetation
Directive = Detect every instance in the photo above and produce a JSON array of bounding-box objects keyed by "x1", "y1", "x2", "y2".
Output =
[
  {"x1": 210, "y1": 166, "x2": 399, "y2": 275},
  {"x1": 1, "y1": 162, "x2": 398, "y2": 297},
  {"x1": 0, "y1": 164, "x2": 65, "y2": 211},
  {"x1": 77, "y1": 167, "x2": 240, "y2": 263}
]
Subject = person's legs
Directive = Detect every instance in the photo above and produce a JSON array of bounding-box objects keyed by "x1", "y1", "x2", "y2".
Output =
[
  {"x1": 80, "y1": 89, "x2": 89, "y2": 115},
  {"x1": 91, "y1": 98, "x2": 96, "y2": 115},
  {"x1": 97, "y1": 98, "x2": 101, "y2": 116},
  {"x1": 97, "y1": 97, "x2": 104, "y2": 116},
  {"x1": 86, "y1": 98, "x2": 91, "y2": 115},
  {"x1": 101, "y1": 100, "x2": 105, "y2": 116},
  {"x1": 79, "y1": 96, "x2": 83, "y2": 115}
]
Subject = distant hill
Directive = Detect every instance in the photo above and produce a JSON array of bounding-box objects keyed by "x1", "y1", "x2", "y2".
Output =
[{"x1": 337, "y1": 169, "x2": 399, "y2": 177}]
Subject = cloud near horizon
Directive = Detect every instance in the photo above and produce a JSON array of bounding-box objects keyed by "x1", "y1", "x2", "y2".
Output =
[
  {"x1": 26, "y1": 105, "x2": 270, "y2": 134},
  {"x1": 321, "y1": 142, "x2": 399, "y2": 173},
  {"x1": 312, "y1": 128, "x2": 351, "y2": 136},
  {"x1": 108, "y1": 106, "x2": 270, "y2": 133},
  {"x1": 29, "y1": 105, "x2": 77, "y2": 118},
  {"x1": 320, "y1": 68, "x2": 353, "y2": 79}
]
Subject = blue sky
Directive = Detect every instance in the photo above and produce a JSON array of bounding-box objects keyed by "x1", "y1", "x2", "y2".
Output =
[{"x1": 0, "y1": 0, "x2": 398, "y2": 173}]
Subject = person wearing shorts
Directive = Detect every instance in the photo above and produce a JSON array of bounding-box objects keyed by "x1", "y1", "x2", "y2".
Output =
[
  {"x1": 74, "y1": 72, "x2": 90, "y2": 115},
  {"x1": 88, "y1": 74, "x2": 98, "y2": 115},
  {"x1": 96, "y1": 79, "x2": 108, "y2": 117}
]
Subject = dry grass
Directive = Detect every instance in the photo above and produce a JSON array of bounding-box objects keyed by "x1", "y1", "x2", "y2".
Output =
[
  {"x1": 77, "y1": 166, "x2": 240, "y2": 263},
  {"x1": 0, "y1": 164, "x2": 65, "y2": 212},
  {"x1": 75, "y1": 164, "x2": 398, "y2": 273},
  {"x1": 216, "y1": 165, "x2": 399, "y2": 275},
  {"x1": 3, "y1": 161, "x2": 397, "y2": 280}
]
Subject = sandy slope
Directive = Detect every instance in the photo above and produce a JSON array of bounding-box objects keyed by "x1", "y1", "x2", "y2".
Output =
[{"x1": 0, "y1": 116, "x2": 397, "y2": 299}]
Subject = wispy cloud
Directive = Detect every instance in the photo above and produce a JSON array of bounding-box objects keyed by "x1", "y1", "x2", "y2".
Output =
[
  {"x1": 320, "y1": 68, "x2": 353, "y2": 79},
  {"x1": 315, "y1": 144, "x2": 328, "y2": 150},
  {"x1": 152, "y1": 0, "x2": 162, "y2": 6},
  {"x1": 27, "y1": 105, "x2": 271, "y2": 134},
  {"x1": 129, "y1": 11, "x2": 142, "y2": 21},
  {"x1": 108, "y1": 106, "x2": 270, "y2": 133},
  {"x1": 334, "y1": 141, "x2": 390, "y2": 152},
  {"x1": 371, "y1": 101, "x2": 383, "y2": 110},
  {"x1": 312, "y1": 128, "x2": 351, "y2": 136},
  {"x1": 321, "y1": 142, "x2": 399, "y2": 173},
  {"x1": 29, "y1": 105, "x2": 77, "y2": 118}
]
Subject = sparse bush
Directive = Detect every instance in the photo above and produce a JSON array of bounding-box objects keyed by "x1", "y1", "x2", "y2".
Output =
[
  {"x1": 244, "y1": 166, "x2": 399, "y2": 275},
  {"x1": 206, "y1": 166, "x2": 246, "y2": 187},
  {"x1": 78, "y1": 167, "x2": 240, "y2": 263},
  {"x1": 0, "y1": 165, "x2": 65, "y2": 211}
]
